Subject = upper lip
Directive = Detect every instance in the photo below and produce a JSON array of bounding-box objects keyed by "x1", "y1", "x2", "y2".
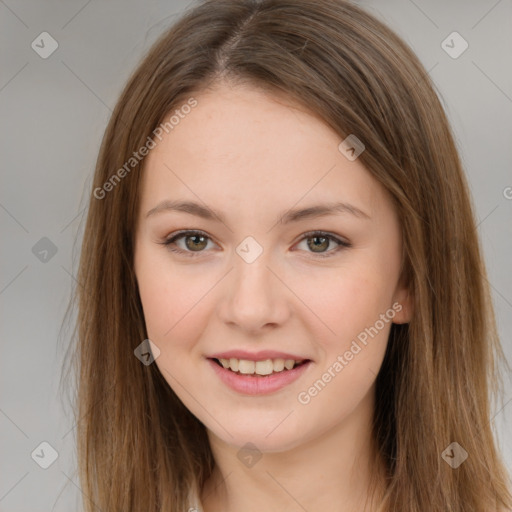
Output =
[{"x1": 208, "y1": 350, "x2": 311, "y2": 361}]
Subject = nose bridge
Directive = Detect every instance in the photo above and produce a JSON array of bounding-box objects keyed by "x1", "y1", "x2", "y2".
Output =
[{"x1": 218, "y1": 237, "x2": 289, "y2": 331}]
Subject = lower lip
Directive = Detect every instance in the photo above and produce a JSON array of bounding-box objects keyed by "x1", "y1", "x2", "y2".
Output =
[{"x1": 207, "y1": 358, "x2": 312, "y2": 395}]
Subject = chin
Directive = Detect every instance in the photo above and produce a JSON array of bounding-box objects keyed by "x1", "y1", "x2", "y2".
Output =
[{"x1": 207, "y1": 417, "x2": 310, "y2": 454}]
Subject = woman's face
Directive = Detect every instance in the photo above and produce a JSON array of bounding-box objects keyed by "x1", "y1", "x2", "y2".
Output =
[{"x1": 134, "y1": 82, "x2": 411, "y2": 452}]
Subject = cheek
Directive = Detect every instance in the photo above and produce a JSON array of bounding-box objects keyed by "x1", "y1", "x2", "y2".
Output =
[
  {"x1": 289, "y1": 259, "x2": 395, "y2": 354},
  {"x1": 135, "y1": 246, "x2": 211, "y2": 346},
  {"x1": 292, "y1": 267, "x2": 394, "y2": 423},
  {"x1": 136, "y1": 264, "x2": 213, "y2": 387}
]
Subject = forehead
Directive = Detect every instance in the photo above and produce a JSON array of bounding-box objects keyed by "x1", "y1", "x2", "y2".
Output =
[{"x1": 139, "y1": 83, "x2": 383, "y2": 221}]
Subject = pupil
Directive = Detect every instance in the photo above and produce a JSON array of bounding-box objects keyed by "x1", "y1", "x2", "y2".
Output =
[
  {"x1": 308, "y1": 236, "x2": 328, "y2": 252},
  {"x1": 186, "y1": 235, "x2": 207, "y2": 251}
]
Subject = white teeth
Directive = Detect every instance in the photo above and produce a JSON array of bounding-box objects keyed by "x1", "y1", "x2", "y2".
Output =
[
  {"x1": 229, "y1": 358, "x2": 239, "y2": 372},
  {"x1": 273, "y1": 358, "x2": 285, "y2": 372},
  {"x1": 284, "y1": 359, "x2": 295, "y2": 370},
  {"x1": 255, "y1": 360, "x2": 274, "y2": 375},
  {"x1": 216, "y1": 357, "x2": 305, "y2": 375},
  {"x1": 238, "y1": 360, "x2": 255, "y2": 374}
]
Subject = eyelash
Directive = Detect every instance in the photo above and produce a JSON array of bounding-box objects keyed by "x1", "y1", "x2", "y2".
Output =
[{"x1": 159, "y1": 230, "x2": 351, "y2": 259}]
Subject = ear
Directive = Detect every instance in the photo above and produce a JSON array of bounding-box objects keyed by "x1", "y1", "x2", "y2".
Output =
[{"x1": 391, "y1": 273, "x2": 413, "y2": 324}]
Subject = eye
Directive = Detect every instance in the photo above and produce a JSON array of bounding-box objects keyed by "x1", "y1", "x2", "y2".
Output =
[
  {"x1": 159, "y1": 230, "x2": 217, "y2": 257},
  {"x1": 294, "y1": 231, "x2": 351, "y2": 258},
  {"x1": 159, "y1": 230, "x2": 351, "y2": 258}
]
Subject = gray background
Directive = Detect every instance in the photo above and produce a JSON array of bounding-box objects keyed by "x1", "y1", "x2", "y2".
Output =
[{"x1": 1, "y1": 0, "x2": 511, "y2": 510}]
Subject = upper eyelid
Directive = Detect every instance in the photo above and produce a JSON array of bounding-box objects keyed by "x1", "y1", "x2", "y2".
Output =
[{"x1": 165, "y1": 229, "x2": 218, "y2": 245}]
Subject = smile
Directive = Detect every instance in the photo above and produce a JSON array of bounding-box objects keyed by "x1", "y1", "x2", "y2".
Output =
[{"x1": 208, "y1": 357, "x2": 312, "y2": 395}]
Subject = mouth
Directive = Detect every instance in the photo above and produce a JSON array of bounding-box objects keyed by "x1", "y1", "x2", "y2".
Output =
[
  {"x1": 210, "y1": 357, "x2": 310, "y2": 376},
  {"x1": 207, "y1": 355, "x2": 313, "y2": 395}
]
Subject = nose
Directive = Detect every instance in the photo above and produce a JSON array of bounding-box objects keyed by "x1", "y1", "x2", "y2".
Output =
[{"x1": 216, "y1": 250, "x2": 291, "y2": 335}]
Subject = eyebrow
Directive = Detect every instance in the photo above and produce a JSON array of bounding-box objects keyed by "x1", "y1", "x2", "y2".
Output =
[{"x1": 145, "y1": 199, "x2": 371, "y2": 224}]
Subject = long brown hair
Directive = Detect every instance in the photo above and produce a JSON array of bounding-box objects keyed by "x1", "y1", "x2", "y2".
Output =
[{"x1": 61, "y1": 0, "x2": 512, "y2": 510}]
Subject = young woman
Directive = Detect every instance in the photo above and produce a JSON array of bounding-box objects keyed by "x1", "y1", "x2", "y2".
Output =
[{"x1": 62, "y1": 0, "x2": 512, "y2": 510}]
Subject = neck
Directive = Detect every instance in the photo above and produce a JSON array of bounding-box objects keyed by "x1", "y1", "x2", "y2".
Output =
[{"x1": 200, "y1": 386, "x2": 387, "y2": 512}]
